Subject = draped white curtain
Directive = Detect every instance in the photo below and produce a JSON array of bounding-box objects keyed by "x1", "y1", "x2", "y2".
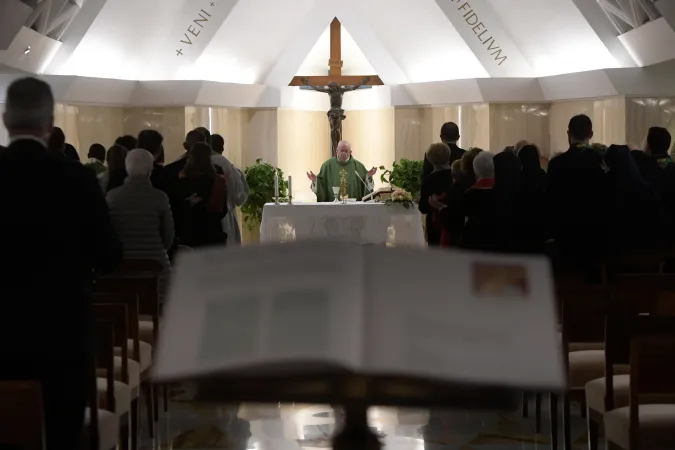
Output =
[
  {"x1": 185, "y1": 106, "x2": 248, "y2": 241},
  {"x1": 0, "y1": 103, "x2": 78, "y2": 148},
  {"x1": 0, "y1": 105, "x2": 8, "y2": 146},
  {"x1": 209, "y1": 107, "x2": 245, "y2": 169},
  {"x1": 54, "y1": 103, "x2": 81, "y2": 154}
]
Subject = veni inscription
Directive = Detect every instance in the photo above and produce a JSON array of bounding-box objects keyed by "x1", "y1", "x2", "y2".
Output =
[
  {"x1": 176, "y1": 3, "x2": 215, "y2": 56},
  {"x1": 450, "y1": 0, "x2": 508, "y2": 66}
]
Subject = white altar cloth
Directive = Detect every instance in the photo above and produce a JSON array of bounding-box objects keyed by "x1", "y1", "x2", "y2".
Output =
[{"x1": 260, "y1": 202, "x2": 425, "y2": 247}]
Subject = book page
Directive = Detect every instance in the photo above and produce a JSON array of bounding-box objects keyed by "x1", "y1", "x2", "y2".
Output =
[
  {"x1": 153, "y1": 240, "x2": 366, "y2": 381},
  {"x1": 362, "y1": 246, "x2": 565, "y2": 391}
]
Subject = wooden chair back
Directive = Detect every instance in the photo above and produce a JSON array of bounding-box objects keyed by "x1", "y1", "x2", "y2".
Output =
[
  {"x1": 115, "y1": 259, "x2": 163, "y2": 276},
  {"x1": 630, "y1": 317, "x2": 675, "y2": 399},
  {"x1": 607, "y1": 275, "x2": 675, "y2": 361},
  {"x1": 94, "y1": 275, "x2": 159, "y2": 343},
  {"x1": 87, "y1": 319, "x2": 115, "y2": 450},
  {"x1": 94, "y1": 293, "x2": 140, "y2": 363},
  {"x1": 628, "y1": 315, "x2": 675, "y2": 449},
  {"x1": 0, "y1": 381, "x2": 45, "y2": 450},
  {"x1": 93, "y1": 303, "x2": 129, "y2": 385},
  {"x1": 94, "y1": 320, "x2": 116, "y2": 414},
  {"x1": 603, "y1": 249, "x2": 670, "y2": 279},
  {"x1": 604, "y1": 274, "x2": 675, "y2": 411},
  {"x1": 557, "y1": 277, "x2": 608, "y2": 355}
]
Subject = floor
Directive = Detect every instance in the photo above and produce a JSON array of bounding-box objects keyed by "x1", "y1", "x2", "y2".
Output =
[{"x1": 140, "y1": 386, "x2": 600, "y2": 450}]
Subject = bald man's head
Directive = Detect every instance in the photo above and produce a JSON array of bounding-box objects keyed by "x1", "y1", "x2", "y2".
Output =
[{"x1": 336, "y1": 140, "x2": 352, "y2": 162}]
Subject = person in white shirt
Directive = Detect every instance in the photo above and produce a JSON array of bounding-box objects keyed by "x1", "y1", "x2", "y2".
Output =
[{"x1": 199, "y1": 129, "x2": 249, "y2": 245}]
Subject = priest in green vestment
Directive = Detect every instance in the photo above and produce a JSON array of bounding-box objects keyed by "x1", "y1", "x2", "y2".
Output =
[{"x1": 307, "y1": 140, "x2": 377, "y2": 202}]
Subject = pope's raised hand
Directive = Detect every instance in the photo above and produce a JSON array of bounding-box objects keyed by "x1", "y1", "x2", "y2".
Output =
[
  {"x1": 367, "y1": 166, "x2": 377, "y2": 177},
  {"x1": 306, "y1": 171, "x2": 317, "y2": 182}
]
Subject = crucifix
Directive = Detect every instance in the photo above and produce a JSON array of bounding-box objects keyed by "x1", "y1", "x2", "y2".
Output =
[{"x1": 290, "y1": 18, "x2": 383, "y2": 156}]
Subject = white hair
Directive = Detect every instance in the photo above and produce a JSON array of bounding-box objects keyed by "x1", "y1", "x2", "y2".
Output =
[
  {"x1": 126, "y1": 149, "x2": 154, "y2": 177},
  {"x1": 337, "y1": 140, "x2": 351, "y2": 152},
  {"x1": 473, "y1": 151, "x2": 495, "y2": 179}
]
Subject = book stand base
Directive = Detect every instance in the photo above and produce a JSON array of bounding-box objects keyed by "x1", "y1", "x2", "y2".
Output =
[{"x1": 334, "y1": 404, "x2": 381, "y2": 450}]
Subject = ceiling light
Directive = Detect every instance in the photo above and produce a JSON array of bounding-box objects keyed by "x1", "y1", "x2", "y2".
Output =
[{"x1": 24, "y1": 46, "x2": 31, "y2": 55}]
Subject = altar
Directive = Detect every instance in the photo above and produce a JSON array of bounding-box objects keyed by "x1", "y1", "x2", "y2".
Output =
[{"x1": 260, "y1": 202, "x2": 425, "y2": 247}]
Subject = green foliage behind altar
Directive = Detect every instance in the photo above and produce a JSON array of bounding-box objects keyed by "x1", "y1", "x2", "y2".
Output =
[
  {"x1": 379, "y1": 159, "x2": 424, "y2": 200},
  {"x1": 242, "y1": 159, "x2": 288, "y2": 230}
]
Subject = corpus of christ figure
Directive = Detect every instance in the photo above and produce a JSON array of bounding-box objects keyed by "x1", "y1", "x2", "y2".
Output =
[{"x1": 301, "y1": 76, "x2": 371, "y2": 156}]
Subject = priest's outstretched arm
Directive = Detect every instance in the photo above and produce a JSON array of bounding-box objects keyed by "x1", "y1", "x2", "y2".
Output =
[{"x1": 309, "y1": 175, "x2": 374, "y2": 194}]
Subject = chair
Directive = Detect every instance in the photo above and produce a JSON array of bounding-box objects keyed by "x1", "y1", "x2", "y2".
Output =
[
  {"x1": 603, "y1": 251, "x2": 667, "y2": 280},
  {"x1": 586, "y1": 274, "x2": 675, "y2": 449},
  {"x1": 93, "y1": 302, "x2": 134, "y2": 449},
  {"x1": 93, "y1": 293, "x2": 145, "y2": 450},
  {"x1": 0, "y1": 381, "x2": 45, "y2": 450},
  {"x1": 555, "y1": 276, "x2": 622, "y2": 450},
  {"x1": 94, "y1": 259, "x2": 164, "y2": 436},
  {"x1": 84, "y1": 320, "x2": 120, "y2": 450},
  {"x1": 604, "y1": 315, "x2": 675, "y2": 449}
]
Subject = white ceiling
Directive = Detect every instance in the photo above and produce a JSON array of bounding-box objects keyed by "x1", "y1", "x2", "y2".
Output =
[
  {"x1": 296, "y1": 25, "x2": 375, "y2": 77},
  {"x1": 45, "y1": 0, "x2": 652, "y2": 84}
]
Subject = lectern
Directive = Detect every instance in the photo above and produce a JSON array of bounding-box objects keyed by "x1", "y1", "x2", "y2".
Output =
[
  {"x1": 153, "y1": 241, "x2": 566, "y2": 450},
  {"x1": 160, "y1": 372, "x2": 519, "y2": 450},
  {"x1": 362, "y1": 186, "x2": 398, "y2": 202}
]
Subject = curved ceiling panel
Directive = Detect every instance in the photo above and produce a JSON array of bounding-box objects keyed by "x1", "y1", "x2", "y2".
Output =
[
  {"x1": 49, "y1": 0, "x2": 671, "y2": 84},
  {"x1": 187, "y1": 0, "x2": 317, "y2": 84},
  {"x1": 57, "y1": 0, "x2": 239, "y2": 80},
  {"x1": 487, "y1": 0, "x2": 620, "y2": 76},
  {"x1": 356, "y1": 0, "x2": 489, "y2": 82},
  {"x1": 297, "y1": 25, "x2": 376, "y2": 77}
]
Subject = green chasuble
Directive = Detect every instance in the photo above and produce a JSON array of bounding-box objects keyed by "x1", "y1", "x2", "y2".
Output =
[{"x1": 316, "y1": 157, "x2": 369, "y2": 202}]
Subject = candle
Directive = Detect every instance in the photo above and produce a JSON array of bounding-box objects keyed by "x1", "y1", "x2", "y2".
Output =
[
  {"x1": 274, "y1": 167, "x2": 279, "y2": 199},
  {"x1": 288, "y1": 174, "x2": 293, "y2": 200}
]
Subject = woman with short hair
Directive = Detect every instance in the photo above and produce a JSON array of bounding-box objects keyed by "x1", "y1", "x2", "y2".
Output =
[
  {"x1": 106, "y1": 149, "x2": 174, "y2": 299},
  {"x1": 462, "y1": 151, "x2": 497, "y2": 251}
]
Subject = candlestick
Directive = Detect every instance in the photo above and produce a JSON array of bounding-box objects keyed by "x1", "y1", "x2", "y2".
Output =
[
  {"x1": 274, "y1": 167, "x2": 279, "y2": 204},
  {"x1": 288, "y1": 174, "x2": 293, "y2": 204}
]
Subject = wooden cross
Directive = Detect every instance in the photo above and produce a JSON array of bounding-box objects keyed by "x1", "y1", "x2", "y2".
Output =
[{"x1": 288, "y1": 18, "x2": 383, "y2": 87}]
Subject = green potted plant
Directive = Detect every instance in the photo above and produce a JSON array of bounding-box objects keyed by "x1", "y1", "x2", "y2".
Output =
[
  {"x1": 241, "y1": 159, "x2": 288, "y2": 230},
  {"x1": 379, "y1": 159, "x2": 424, "y2": 200}
]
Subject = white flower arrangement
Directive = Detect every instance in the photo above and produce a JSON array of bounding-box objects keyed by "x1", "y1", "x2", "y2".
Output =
[{"x1": 385, "y1": 189, "x2": 415, "y2": 208}]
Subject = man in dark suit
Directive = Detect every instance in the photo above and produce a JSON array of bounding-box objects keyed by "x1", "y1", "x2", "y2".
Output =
[
  {"x1": 421, "y1": 122, "x2": 466, "y2": 246},
  {"x1": 137, "y1": 129, "x2": 166, "y2": 189},
  {"x1": 631, "y1": 127, "x2": 675, "y2": 217},
  {"x1": 547, "y1": 114, "x2": 607, "y2": 271},
  {"x1": 0, "y1": 77, "x2": 122, "y2": 449},
  {"x1": 162, "y1": 129, "x2": 223, "y2": 245},
  {"x1": 47, "y1": 126, "x2": 66, "y2": 156}
]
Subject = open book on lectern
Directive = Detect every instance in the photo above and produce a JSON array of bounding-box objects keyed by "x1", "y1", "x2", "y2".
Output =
[{"x1": 153, "y1": 241, "x2": 565, "y2": 395}]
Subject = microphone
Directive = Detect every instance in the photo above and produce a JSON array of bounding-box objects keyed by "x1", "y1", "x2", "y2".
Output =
[{"x1": 355, "y1": 171, "x2": 372, "y2": 194}]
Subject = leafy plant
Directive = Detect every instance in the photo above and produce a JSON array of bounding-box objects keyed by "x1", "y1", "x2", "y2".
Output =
[
  {"x1": 241, "y1": 159, "x2": 288, "y2": 230},
  {"x1": 379, "y1": 159, "x2": 424, "y2": 200}
]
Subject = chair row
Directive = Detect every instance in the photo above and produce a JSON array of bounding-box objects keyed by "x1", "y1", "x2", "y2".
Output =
[
  {"x1": 551, "y1": 272, "x2": 675, "y2": 450},
  {"x1": 0, "y1": 259, "x2": 165, "y2": 450},
  {"x1": 87, "y1": 259, "x2": 166, "y2": 450}
]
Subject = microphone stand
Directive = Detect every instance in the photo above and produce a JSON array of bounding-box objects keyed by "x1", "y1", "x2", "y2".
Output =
[{"x1": 355, "y1": 171, "x2": 373, "y2": 201}]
